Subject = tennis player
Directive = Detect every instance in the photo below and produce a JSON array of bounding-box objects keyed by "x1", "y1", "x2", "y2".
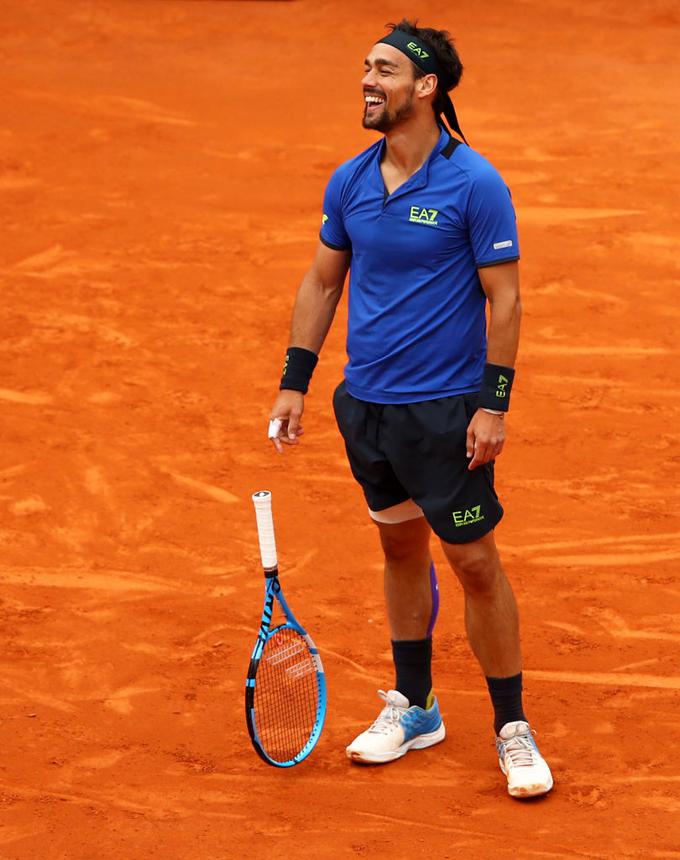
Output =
[{"x1": 268, "y1": 19, "x2": 552, "y2": 798}]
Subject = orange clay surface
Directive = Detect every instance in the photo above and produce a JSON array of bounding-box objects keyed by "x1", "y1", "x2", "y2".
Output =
[{"x1": 1, "y1": 1, "x2": 680, "y2": 857}]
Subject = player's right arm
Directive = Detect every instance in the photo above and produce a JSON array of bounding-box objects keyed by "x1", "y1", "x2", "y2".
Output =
[{"x1": 269, "y1": 241, "x2": 350, "y2": 454}]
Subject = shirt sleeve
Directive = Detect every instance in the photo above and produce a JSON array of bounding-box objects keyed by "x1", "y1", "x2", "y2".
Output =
[
  {"x1": 466, "y1": 167, "x2": 520, "y2": 267},
  {"x1": 319, "y1": 167, "x2": 351, "y2": 251}
]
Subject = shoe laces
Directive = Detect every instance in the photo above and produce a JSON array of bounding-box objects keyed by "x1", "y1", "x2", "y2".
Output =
[
  {"x1": 502, "y1": 728, "x2": 540, "y2": 768},
  {"x1": 367, "y1": 690, "x2": 407, "y2": 735}
]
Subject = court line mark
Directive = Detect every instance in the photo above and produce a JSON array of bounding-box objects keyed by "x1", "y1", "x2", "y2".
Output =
[
  {"x1": 611, "y1": 658, "x2": 660, "y2": 672},
  {"x1": 165, "y1": 471, "x2": 239, "y2": 504},
  {"x1": 318, "y1": 647, "x2": 373, "y2": 676},
  {"x1": 591, "y1": 609, "x2": 680, "y2": 644},
  {"x1": 0, "y1": 567, "x2": 200, "y2": 594},
  {"x1": 544, "y1": 621, "x2": 587, "y2": 635},
  {"x1": 531, "y1": 550, "x2": 680, "y2": 566},
  {"x1": 0, "y1": 388, "x2": 52, "y2": 405},
  {"x1": 356, "y1": 812, "x2": 602, "y2": 858},
  {"x1": 0, "y1": 782, "x2": 182, "y2": 819},
  {"x1": 0, "y1": 681, "x2": 74, "y2": 714},
  {"x1": 611, "y1": 776, "x2": 680, "y2": 784},
  {"x1": 524, "y1": 670, "x2": 680, "y2": 689},
  {"x1": 513, "y1": 531, "x2": 680, "y2": 552}
]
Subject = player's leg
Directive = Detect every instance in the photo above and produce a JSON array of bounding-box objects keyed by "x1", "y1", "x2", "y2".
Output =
[
  {"x1": 376, "y1": 510, "x2": 432, "y2": 640},
  {"x1": 439, "y1": 531, "x2": 521, "y2": 684},
  {"x1": 439, "y1": 531, "x2": 551, "y2": 796},
  {"x1": 433, "y1": 519, "x2": 553, "y2": 797},
  {"x1": 375, "y1": 511, "x2": 433, "y2": 709},
  {"x1": 345, "y1": 508, "x2": 445, "y2": 764},
  {"x1": 332, "y1": 384, "x2": 445, "y2": 763},
  {"x1": 383, "y1": 391, "x2": 520, "y2": 715},
  {"x1": 332, "y1": 383, "x2": 440, "y2": 650},
  {"x1": 382, "y1": 393, "x2": 552, "y2": 795},
  {"x1": 377, "y1": 514, "x2": 441, "y2": 705}
]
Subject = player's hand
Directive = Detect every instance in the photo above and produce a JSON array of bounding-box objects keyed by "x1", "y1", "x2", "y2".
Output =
[
  {"x1": 268, "y1": 390, "x2": 305, "y2": 454},
  {"x1": 466, "y1": 409, "x2": 505, "y2": 471}
]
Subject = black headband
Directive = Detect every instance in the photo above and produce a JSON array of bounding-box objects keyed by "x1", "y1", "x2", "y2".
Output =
[{"x1": 376, "y1": 29, "x2": 467, "y2": 143}]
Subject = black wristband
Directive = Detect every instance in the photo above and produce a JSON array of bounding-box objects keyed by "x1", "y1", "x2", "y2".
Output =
[
  {"x1": 478, "y1": 363, "x2": 515, "y2": 411},
  {"x1": 279, "y1": 347, "x2": 318, "y2": 394}
]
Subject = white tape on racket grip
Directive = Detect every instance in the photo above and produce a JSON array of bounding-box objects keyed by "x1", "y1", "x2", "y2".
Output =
[{"x1": 252, "y1": 490, "x2": 278, "y2": 570}]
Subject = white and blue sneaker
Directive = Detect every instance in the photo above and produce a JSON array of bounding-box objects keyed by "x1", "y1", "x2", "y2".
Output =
[
  {"x1": 346, "y1": 689, "x2": 446, "y2": 764},
  {"x1": 496, "y1": 720, "x2": 554, "y2": 798}
]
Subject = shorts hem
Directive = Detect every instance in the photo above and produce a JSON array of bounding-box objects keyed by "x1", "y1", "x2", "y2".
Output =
[
  {"x1": 364, "y1": 491, "x2": 411, "y2": 513},
  {"x1": 368, "y1": 499, "x2": 425, "y2": 524}
]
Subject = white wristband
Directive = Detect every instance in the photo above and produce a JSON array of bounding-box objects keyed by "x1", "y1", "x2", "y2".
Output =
[{"x1": 481, "y1": 407, "x2": 504, "y2": 416}]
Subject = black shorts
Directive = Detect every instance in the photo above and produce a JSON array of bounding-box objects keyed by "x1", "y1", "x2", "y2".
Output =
[{"x1": 332, "y1": 382, "x2": 503, "y2": 544}]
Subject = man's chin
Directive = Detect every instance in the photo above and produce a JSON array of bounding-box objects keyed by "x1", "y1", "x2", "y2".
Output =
[{"x1": 362, "y1": 111, "x2": 389, "y2": 132}]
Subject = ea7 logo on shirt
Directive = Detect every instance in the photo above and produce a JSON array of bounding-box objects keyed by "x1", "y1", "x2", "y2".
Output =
[
  {"x1": 409, "y1": 206, "x2": 439, "y2": 227},
  {"x1": 407, "y1": 42, "x2": 429, "y2": 59},
  {"x1": 452, "y1": 505, "x2": 485, "y2": 527}
]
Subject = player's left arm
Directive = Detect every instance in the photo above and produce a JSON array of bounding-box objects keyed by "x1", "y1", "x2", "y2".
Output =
[{"x1": 466, "y1": 260, "x2": 521, "y2": 471}]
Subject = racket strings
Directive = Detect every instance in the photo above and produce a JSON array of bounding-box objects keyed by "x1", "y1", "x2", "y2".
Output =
[{"x1": 254, "y1": 627, "x2": 319, "y2": 762}]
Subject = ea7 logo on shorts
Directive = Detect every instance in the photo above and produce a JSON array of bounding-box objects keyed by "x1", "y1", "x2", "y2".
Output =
[
  {"x1": 407, "y1": 42, "x2": 430, "y2": 59},
  {"x1": 409, "y1": 206, "x2": 438, "y2": 227},
  {"x1": 452, "y1": 505, "x2": 485, "y2": 527}
]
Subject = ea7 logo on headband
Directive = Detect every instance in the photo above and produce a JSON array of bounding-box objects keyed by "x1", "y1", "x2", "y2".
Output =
[{"x1": 407, "y1": 41, "x2": 429, "y2": 59}]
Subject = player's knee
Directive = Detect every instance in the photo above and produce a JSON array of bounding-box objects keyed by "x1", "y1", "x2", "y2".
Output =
[
  {"x1": 448, "y1": 547, "x2": 500, "y2": 597},
  {"x1": 378, "y1": 525, "x2": 429, "y2": 563}
]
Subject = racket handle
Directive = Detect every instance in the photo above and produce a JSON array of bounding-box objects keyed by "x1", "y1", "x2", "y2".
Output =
[{"x1": 252, "y1": 490, "x2": 278, "y2": 571}]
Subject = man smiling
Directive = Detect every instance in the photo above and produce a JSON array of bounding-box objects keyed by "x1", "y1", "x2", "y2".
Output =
[{"x1": 268, "y1": 19, "x2": 553, "y2": 798}]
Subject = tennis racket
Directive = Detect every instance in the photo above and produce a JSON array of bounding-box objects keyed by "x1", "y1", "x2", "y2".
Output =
[{"x1": 245, "y1": 490, "x2": 327, "y2": 767}]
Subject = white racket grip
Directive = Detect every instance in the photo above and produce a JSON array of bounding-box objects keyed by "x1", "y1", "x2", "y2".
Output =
[{"x1": 252, "y1": 490, "x2": 278, "y2": 570}]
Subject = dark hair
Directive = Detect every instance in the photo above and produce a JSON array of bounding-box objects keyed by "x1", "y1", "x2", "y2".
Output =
[{"x1": 386, "y1": 19, "x2": 463, "y2": 115}]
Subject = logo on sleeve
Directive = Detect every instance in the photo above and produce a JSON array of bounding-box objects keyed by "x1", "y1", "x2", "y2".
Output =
[
  {"x1": 493, "y1": 239, "x2": 513, "y2": 250},
  {"x1": 322, "y1": 214, "x2": 329, "y2": 226},
  {"x1": 409, "y1": 205, "x2": 439, "y2": 227}
]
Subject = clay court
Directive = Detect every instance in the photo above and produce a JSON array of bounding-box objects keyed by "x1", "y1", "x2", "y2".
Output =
[{"x1": 1, "y1": 0, "x2": 679, "y2": 856}]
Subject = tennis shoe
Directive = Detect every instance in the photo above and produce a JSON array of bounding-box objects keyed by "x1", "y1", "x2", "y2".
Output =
[
  {"x1": 496, "y1": 720, "x2": 553, "y2": 798},
  {"x1": 346, "y1": 689, "x2": 445, "y2": 764}
]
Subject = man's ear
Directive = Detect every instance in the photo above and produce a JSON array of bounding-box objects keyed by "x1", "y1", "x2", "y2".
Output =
[{"x1": 416, "y1": 73, "x2": 438, "y2": 100}]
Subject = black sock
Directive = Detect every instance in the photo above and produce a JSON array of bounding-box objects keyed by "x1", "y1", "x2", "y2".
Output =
[
  {"x1": 486, "y1": 672, "x2": 527, "y2": 735},
  {"x1": 392, "y1": 638, "x2": 433, "y2": 709}
]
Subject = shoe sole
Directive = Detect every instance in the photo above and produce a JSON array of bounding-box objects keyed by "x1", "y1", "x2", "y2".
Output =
[
  {"x1": 346, "y1": 722, "x2": 446, "y2": 764},
  {"x1": 508, "y1": 777, "x2": 554, "y2": 798},
  {"x1": 499, "y1": 760, "x2": 554, "y2": 798}
]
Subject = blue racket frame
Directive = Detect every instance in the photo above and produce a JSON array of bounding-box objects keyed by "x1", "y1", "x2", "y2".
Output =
[{"x1": 245, "y1": 570, "x2": 327, "y2": 767}]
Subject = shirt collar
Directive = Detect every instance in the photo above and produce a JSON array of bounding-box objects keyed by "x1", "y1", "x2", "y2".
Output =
[{"x1": 375, "y1": 127, "x2": 449, "y2": 195}]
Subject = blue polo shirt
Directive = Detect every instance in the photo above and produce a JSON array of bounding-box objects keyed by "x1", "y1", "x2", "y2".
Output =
[{"x1": 320, "y1": 129, "x2": 519, "y2": 404}]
